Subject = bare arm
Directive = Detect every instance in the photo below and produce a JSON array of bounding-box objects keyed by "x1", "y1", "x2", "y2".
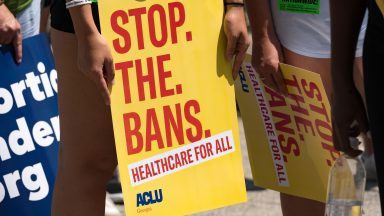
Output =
[
  {"x1": 67, "y1": 3, "x2": 115, "y2": 105},
  {"x1": 223, "y1": 0, "x2": 251, "y2": 80},
  {"x1": 245, "y1": 0, "x2": 287, "y2": 95},
  {"x1": 330, "y1": 0, "x2": 367, "y2": 92},
  {"x1": 0, "y1": 2, "x2": 22, "y2": 63},
  {"x1": 330, "y1": 0, "x2": 368, "y2": 156}
]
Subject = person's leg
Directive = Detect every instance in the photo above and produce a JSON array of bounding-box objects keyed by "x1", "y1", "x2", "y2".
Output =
[
  {"x1": 40, "y1": 6, "x2": 50, "y2": 33},
  {"x1": 283, "y1": 48, "x2": 332, "y2": 98},
  {"x1": 363, "y1": 1, "x2": 384, "y2": 212},
  {"x1": 40, "y1": 0, "x2": 51, "y2": 33},
  {"x1": 353, "y1": 57, "x2": 377, "y2": 180},
  {"x1": 353, "y1": 57, "x2": 366, "y2": 108},
  {"x1": 50, "y1": 28, "x2": 118, "y2": 216},
  {"x1": 279, "y1": 48, "x2": 329, "y2": 216}
]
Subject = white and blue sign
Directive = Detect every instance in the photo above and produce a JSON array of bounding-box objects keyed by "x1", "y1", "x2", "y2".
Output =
[{"x1": 0, "y1": 34, "x2": 59, "y2": 216}]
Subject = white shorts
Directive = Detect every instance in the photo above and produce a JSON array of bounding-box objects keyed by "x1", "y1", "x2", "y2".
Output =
[{"x1": 271, "y1": 0, "x2": 367, "y2": 58}]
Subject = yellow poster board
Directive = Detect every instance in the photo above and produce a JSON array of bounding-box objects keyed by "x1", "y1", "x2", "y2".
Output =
[
  {"x1": 235, "y1": 55, "x2": 339, "y2": 202},
  {"x1": 98, "y1": 0, "x2": 247, "y2": 215},
  {"x1": 377, "y1": 0, "x2": 384, "y2": 16}
]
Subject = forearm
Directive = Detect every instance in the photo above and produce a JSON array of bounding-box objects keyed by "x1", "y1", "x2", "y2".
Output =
[
  {"x1": 245, "y1": 0, "x2": 276, "y2": 41},
  {"x1": 0, "y1": 3, "x2": 13, "y2": 24},
  {"x1": 66, "y1": 2, "x2": 98, "y2": 39},
  {"x1": 225, "y1": 0, "x2": 244, "y2": 3},
  {"x1": 330, "y1": 0, "x2": 367, "y2": 93},
  {"x1": 224, "y1": 0, "x2": 245, "y2": 13}
]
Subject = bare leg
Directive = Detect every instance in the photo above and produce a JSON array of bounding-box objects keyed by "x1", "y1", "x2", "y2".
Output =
[
  {"x1": 280, "y1": 193, "x2": 325, "y2": 216},
  {"x1": 283, "y1": 48, "x2": 332, "y2": 97},
  {"x1": 280, "y1": 47, "x2": 330, "y2": 216},
  {"x1": 278, "y1": 50, "x2": 372, "y2": 215},
  {"x1": 353, "y1": 57, "x2": 366, "y2": 107},
  {"x1": 353, "y1": 57, "x2": 374, "y2": 155},
  {"x1": 51, "y1": 29, "x2": 117, "y2": 216},
  {"x1": 39, "y1": 6, "x2": 50, "y2": 33}
]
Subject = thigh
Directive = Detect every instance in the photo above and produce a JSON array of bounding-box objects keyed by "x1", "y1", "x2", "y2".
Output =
[
  {"x1": 364, "y1": 2, "x2": 384, "y2": 211},
  {"x1": 353, "y1": 57, "x2": 366, "y2": 106},
  {"x1": 51, "y1": 28, "x2": 117, "y2": 172},
  {"x1": 282, "y1": 47, "x2": 332, "y2": 99},
  {"x1": 279, "y1": 48, "x2": 328, "y2": 215},
  {"x1": 280, "y1": 193, "x2": 325, "y2": 216}
]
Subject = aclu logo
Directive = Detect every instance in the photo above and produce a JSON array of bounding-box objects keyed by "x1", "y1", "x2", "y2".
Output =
[
  {"x1": 238, "y1": 67, "x2": 249, "y2": 93},
  {"x1": 136, "y1": 189, "x2": 163, "y2": 207}
]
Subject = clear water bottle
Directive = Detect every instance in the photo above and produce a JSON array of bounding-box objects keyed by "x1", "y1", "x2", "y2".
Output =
[{"x1": 325, "y1": 153, "x2": 366, "y2": 216}]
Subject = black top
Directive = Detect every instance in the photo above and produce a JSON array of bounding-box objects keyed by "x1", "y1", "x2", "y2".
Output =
[{"x1": 50, "y1": 0, "x2": 100, "y2": 33}]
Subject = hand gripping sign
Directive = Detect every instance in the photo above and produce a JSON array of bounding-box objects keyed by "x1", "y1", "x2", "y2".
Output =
[
  {"x1": 235, "y1": 55, "x2": 339, "y2": 203},
  {"x1": 98, "y1": 0, "x2": 247, "y2": 215},
  {"x1": 0, "y1": 34, "x2": 59, "y2": 216}
]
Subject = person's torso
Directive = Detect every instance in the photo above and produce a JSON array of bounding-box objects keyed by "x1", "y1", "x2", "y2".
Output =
[{"x1": 4, "y1": 0, "x2": 32, "y2": 14}]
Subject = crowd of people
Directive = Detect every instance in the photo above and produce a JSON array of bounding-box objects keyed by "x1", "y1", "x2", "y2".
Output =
[{"x1": 0, "y1": 0, "x2": 382, "y2": 215}]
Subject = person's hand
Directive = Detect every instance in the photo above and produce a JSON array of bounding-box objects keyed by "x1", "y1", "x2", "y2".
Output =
[
  {"x1": 0, "y1": 4, "x2": 22, "y2": 63},
  {"x1": 251, "y1": 35, "x2": 288, "y2": 95},
  {"x1": 331, "y1": 87, "x2": 369, "y2": 157},
  {"x1": 76, "y1": 32, "x2": 115, "y2": 105},
  {"x1": 224, "y1": 6, "x2": 251, "y2": 80}
]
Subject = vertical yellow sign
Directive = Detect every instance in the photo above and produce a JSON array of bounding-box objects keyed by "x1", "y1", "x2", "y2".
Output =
[
  {"x1": 98, "y1": 0, "x2": 247, "y2": 215},
  {"x1": 377, "y1": 0, "x2": 384, "y2": 15},
  {"x1": 235, "y1": 55, "x2": 339, "y2": 202}
]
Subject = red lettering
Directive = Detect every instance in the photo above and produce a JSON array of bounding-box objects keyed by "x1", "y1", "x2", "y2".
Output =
[
  {"x1": 131, "y1": 167, "x2": 140, "y2": 183},
  {"x1": 115, "y1": 61, "x2": 134, "y2": 104},
  {"x1": 148, "y1": 4, "x2": 168, "y2": 47},
  {"x1": 128, "y1": 7, "x2": 146, "y2": 50},
  {"x1": 294, "y1": 116, "x2": 315, "y2": 136},
  {"x1": 272, "y1": 111, "x2": 294, "y2": 134},
  {"x1": 116, "y1": 55, "x2": 175, "y2": 103},
  {"x1": 185, "y1": 100, "x2": 203, "y2": 142},
  {"x1": 157, "y1": 54, "x2": 174, "y2": 97},
  {"x1": 168, "y1": 155, "x2": 175, "y2": 170},
  {"x1": 164, "y1": 103, "x2": 185, "y2": 147},
  {"x1": 289, "y1": 94, "x2": 309, "y2": 115},
  {"x1": 136, "y1": 58, "x2": 157, "y2": 101},
  {"x1": 145, "y1": 164, "x2": 153, "y2": 178},
  {"x1": 285, "y1": 75, "x2": 302, "y2": 94},
  {"x1": 180, "y1": 151, "x2": 189, "y2": 165},
  {"x1": 310, "y1": 103, "x2": 330, "y2": 123},
  {"x1": 168, "y1": 2, "x2": 186, "y2": 44},
  {"x1": 111, "y1": 3, "x2": 187, "y2": 52},
  {"x1": 266, "y1": 87, "x2": 287, "y2": 107},
  {"x1": 111, "y1": 10, "x2": 131, "y2": 54},
  {"x1": 123, "y1": 100, "x2": 205, "y2": 155},
  {"x1": 123, "y1": 112, "x2": 143, "y2": 155},
  {"x1": 315, "y1": 119, "x2": 333, "y2": 142},
  {"x1": 278, "y1": 134, "x2": 300, "y2": 156},
  {"x1": 301, "y1": 79, "x2": 322, "y2": 101},
  {"x1": 146, "y1": 108, "x2": 165, "y2": 152},
  {"x1": 175, "y1": 153, "x2": 182, "y2": 168},
  {"x1": 321, "y1": 141, "x2": 340, "y2": 162}
]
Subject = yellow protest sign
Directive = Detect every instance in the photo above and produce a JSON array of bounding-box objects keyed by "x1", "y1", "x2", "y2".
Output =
[
  {"x1": 98, "y1": 0, "x2": 247, "y2": 215},
  {"x1": 377, "y1": 0, "x2": 384, "y2": 16},
  {"x1": 235, "y1": 55, "x2": 339, "y2": 202}
]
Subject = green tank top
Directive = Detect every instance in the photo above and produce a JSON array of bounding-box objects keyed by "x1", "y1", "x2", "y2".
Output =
[{"x1": 4, "y1": 0, "x2": 32, "y2": 14}]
